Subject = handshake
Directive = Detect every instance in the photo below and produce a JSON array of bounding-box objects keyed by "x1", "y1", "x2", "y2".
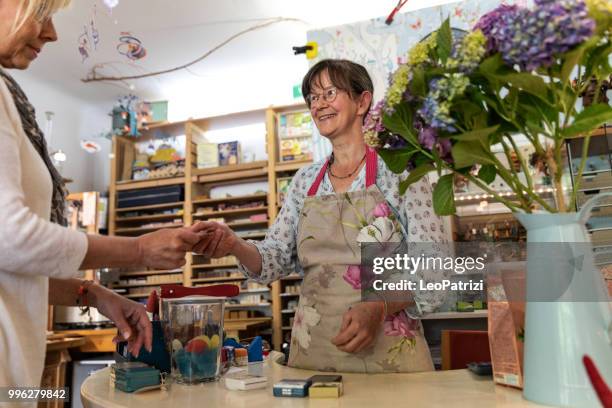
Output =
[{"x1": 136, "y1": 221, "x2": 239, "y2": 270}]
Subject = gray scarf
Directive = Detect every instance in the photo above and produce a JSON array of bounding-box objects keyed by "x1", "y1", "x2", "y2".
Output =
[{"x1": 0, "y1": 68, "x2": 67, "y2": 226}]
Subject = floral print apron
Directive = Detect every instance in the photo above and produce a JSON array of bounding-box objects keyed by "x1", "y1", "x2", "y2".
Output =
[{"x1": 287, "y1": 148, "x2": 434, "y2": 373}]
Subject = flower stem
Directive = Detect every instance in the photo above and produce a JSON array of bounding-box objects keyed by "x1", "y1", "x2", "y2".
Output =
[
  {"x1": 569, "y1": 132, "x2": 592, "y2": 211},
  {"x1": 461, "y1": 172, "x2": 523, "y2": 212}
]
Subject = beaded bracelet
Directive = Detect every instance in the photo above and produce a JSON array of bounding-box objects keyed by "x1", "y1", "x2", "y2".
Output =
[{"x1": 76, "y1": 280, "x2": 95, "y2": 313}]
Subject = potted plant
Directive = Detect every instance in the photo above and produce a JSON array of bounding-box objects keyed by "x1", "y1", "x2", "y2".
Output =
[{"x1": 363, "y1": 1, "x2": 611, "y2": 406}]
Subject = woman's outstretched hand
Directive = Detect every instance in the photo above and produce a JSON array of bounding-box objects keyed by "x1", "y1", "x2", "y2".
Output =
[
  {"x1": 136, "y1": 227, "x2": 203, "y2": 269},
  {"x1": 90, "y1": 284, "x2": 152, "y2": 357},
  {"x1": 189, "y1": 221, "x2": 239, "y2": 258}
]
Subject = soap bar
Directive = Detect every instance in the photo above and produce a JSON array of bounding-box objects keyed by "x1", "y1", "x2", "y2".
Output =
[
  {"x1": 309, "y1": 383, "x2": 343, "y2": 398},
  {"x1": 273, "y1": 379, "x2": 312, "y2": 397},
  {"x1": 224, "y1": 371, "x2": 268, "y2": 391},
  {"x1": 308, "y1": 375, "x2": 343, "y2": 398}
]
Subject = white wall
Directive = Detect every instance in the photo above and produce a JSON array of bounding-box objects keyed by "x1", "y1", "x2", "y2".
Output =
[{"x1": 8, "y1": 70, "x2": 110, "y2": 194}]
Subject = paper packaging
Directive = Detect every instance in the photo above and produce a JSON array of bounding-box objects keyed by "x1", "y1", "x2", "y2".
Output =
[
  {"x1": 487, "y1": 265, "x2": 525, "y2": 389},
  {"x1": 273, "y1": 379, "x2": 312, "y2": 397},
  {"x1": 308, "y1": 375, "x2": 343, "y2": 398},
  {"x1": 224, "y1": 371, "x2": 267, "y2": 391},
  {"x1": 218, "y1": 141, "x2": 240, "y2": 166},
  {"x1": 197, "y1": 143, "x2": 218, "y2": 169}
]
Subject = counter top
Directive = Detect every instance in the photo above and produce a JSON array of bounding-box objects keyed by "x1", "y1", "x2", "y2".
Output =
[{"x1": 82, "y1": 352, "x2": 542, "y2": 408}]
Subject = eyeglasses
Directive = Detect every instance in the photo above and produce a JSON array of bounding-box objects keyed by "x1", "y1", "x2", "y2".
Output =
[{"x1": 306, "y1": 87, "x2": 338, "y2": 107}]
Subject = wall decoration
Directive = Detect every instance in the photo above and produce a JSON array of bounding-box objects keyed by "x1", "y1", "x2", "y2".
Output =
[
  {"x1": 78, "y1": 25, "x2": 91, "y2": 62},
  {"x1": 117, "y1": 32, "x2": 147, "y2": 61},
  {"x1": 80, "y1": 140, "x2": 102, "y2": 154},
  {"x1": 82, "y1": 17, "x2": 305, "y2": 83}
]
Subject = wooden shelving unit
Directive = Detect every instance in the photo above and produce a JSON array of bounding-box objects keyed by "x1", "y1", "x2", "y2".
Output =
[{"x1": 108, "y1": 103, "x2": 312, "y2": 349}]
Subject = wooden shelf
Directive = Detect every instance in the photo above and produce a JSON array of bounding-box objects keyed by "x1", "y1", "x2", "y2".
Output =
[
  {"x1": 191, "y1": 276, "x2": 246, "y2": 283},
  {"x1": 114, "y1": 224, "x2": 183, "y2": 234},
  {"x1": 193, "y1": 206, "x2": 268, "y2": 218},
  {"x1": 226, "y1": 303, "x2": 271, "y2": 308},
  {"x1": 108, "y1": 104, "x2": 312, "y2": 352},
  {"x1": 120, "y1": 269, "x2": 182, "y2": 277},
  {"x1": 421, "y1": 310, "x2": 488, "y2": 320},
  {"x1": 116, "y1": 202, "x2": 184, "y2": 213},
  {"x1": 113, "y1": 281, "x2": 182, "y2": 289},
  {"x1": 192, "y1": 193, "x2": 267, "y2": 206},
  {"x1": 282, "y1": 326, "x2": 292, "y2": 330},
  {"x1": 193, "y1": 161, "x2": 268, "y2": 184},
  {"x1": 115, "y1": 176, "x2": 184, "y2": 191},
  {"x1": 226, "y1": 220, "x2": 268, "y2": 228},
  {"x1": 236, "y1": 232, "x2": 267, "y2": 239},
  {"x1": 281, "y1": 309, "x2": 296, "y2": 314},
  {"x1": 116, "y1": 213, "x2": 183, "y2": 223},
  {"x1": 191, "y1": 263, "x2": 237, "y2": 270},
  {"x1": 275, "y1": 160, "x2": 313, "y2": 173},
  {"x1": 239, "y1": 288, "x2": 270, "y2": 294}
]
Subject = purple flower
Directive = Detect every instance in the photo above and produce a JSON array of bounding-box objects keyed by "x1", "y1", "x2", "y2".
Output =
[
  {"x1": 474, "y1": 4, "x2": 522, "y2": 53},
  {"x1": 476, "y1": 0, "x2": 595, "y2": 71},
  {"x1": 418, "y1": 127, "x2": 437, "y2": 150},
  {"x1": 418, "y1": 127, "x2": 453, "y2": 163}
]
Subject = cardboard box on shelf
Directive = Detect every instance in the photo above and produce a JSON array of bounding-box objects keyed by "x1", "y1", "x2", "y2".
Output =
[
  {"x1": 197, "y1": 142, "x2": 219, "y2": 169},
  {"x1": 218, "y1": 141, "x2": 241, "y2": 166}
]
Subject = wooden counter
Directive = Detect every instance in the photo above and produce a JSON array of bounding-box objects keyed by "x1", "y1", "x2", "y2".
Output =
[
  {"x1": 82, "y1": 352, "x2": 542, "y2": 408},
  {"x1": 58, "y1": 328, "x2": 117, "y2": 353}
]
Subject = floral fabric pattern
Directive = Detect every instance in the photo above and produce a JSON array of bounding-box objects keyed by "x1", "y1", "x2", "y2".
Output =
[{"x1": 239, "y1": 158, "x2": 449, "y2": 314}]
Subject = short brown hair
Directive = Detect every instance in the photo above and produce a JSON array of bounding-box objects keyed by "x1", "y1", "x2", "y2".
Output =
[{"x1": 302, "y1": 59, "x2": 373, "y2": 110}]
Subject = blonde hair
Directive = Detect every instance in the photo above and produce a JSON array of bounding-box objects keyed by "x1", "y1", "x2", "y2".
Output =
[{"x1": 12, "y1": 0, "x2": 71, "y2": 33}]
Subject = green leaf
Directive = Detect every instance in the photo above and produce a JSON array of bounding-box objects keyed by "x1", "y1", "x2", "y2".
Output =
[
  {"x1": 494, "y1": 73, "x2": 550, "y2": 103},
  {"x1": 561, "y1": 37, "x2": 600, "y2": 84},
  {"x1": 447, "y1": 125, "x2": 500, "y2": 142},
  {"x1": 478, "y1": 165, "x2": 497, "y2": 184},
  {"x1": 382, "y1": 103, "x2": 418, "y2": 145},
  {"x1": 436, "y1": 18, "x2": 452, "y2": 64},
  {"x1": 561, "y1": 104, "x2": 612, "y2": 138},
  {"x1": 433, "y1": 174, "x2": 456, "y2": 215},
  {"x1": 399, "y1": 164, "x2": 435, "y2": 194},
  {"x1": 451, "y1": 140, "x2": 496, "y2": 168},
  {"x1": 410, "y1": 67, "x2": 427, "y2": 98},
  {"x1": 518, "y1": 92, "x2": 557, "y2": 124},
  {"x1": 378, "y1": 148, "x2": 417, "y2": 174},
  {"x1": 412, "y1": 153, "x2": 432, "y2": 168},
  {"x1": 478, "y1": 54, "x2": 505, "y2": 75}
]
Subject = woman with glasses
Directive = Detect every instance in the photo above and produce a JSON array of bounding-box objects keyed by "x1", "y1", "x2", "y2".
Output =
[{"x1": 194, "y1": 59, "x2": 447, "y2": 372}]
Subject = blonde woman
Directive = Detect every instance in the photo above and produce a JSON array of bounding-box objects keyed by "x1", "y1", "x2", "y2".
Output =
[{"x1": 0, "y1": 0, "x2": 207, "y2": 392}]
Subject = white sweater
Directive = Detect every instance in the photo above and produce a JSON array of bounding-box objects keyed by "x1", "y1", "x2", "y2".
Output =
[{"x1": 0, "y1": 77, "x2": 87, "y2": 390}]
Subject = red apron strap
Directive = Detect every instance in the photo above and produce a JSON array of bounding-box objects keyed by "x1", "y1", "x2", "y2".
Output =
[
  {"x1": 307, "y1": 160, "x2": 329, "y2": 197},
  {"x1": 365, "y1": 147, "x2": 378, "y2": 188},
  {"x1": 307, "y1": 147, "x2": 378, "y2": 197}
]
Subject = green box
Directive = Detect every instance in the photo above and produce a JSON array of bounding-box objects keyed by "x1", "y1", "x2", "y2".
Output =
[{"x1": 150, "y1": 101, "x2": 168, "y2": 122}]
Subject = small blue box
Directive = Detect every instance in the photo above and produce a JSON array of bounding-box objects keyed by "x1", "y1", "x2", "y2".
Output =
[{"x1": 273, "y1": 379, "x2": 312, "y2": 397}]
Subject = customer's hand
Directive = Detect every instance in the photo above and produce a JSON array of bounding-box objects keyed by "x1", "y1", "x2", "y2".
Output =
[
  {"x1": 137, "y1": 227, "x2": 202, "y2": 269},
  {"x1": 90, "y1": 284, "x2": 152, "y2": 357},
  {"x1": 190, "y1": 221, "x2": 239, "y2": 258},
  {"x1": 331, "y1": 302, "x2": 384, "y2": 353}
]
